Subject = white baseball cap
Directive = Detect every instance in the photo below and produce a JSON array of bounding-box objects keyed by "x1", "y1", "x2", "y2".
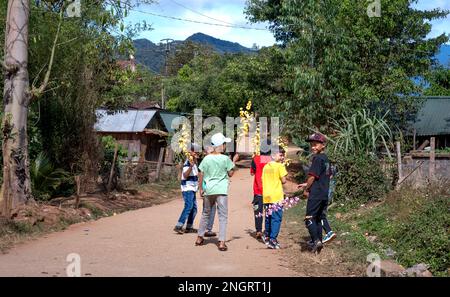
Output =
[{"x1": 210, "y1": 133, "x2": 232, "y2": 147}]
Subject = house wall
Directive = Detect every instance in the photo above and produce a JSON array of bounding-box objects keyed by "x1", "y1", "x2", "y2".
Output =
[{"x1": 98, "y1": 132, "x2": 166, "y2": 162}]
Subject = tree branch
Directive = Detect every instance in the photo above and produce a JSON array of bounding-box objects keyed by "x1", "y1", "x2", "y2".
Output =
[{"x1": 30, "y1": 8, "x2": 63, "y2": 100}]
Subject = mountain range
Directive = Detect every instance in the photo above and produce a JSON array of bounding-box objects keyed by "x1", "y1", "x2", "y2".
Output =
[
  {"x1": 133, "y1": 33, "x2": 256, "y2": 73},
  {"x1": 133, "y1": 33, "x2": 450, "y2": 74}
]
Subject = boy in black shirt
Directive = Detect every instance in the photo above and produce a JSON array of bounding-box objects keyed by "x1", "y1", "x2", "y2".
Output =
[{"x1": 298, "y1": 133, "x2": 331, "y2": 254}]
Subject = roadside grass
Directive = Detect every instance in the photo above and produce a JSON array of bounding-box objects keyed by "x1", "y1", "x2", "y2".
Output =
[
  {"x1": 283, "y1": 180, "x2": 449, "y2": 276},
  {"x1": 330, "y1": 185, "x2": 448, "y2": 276}
]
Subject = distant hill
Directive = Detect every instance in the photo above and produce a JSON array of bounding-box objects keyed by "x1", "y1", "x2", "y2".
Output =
[
  {"x1": 186, "y1": 33, "x2": 255, "y2": 54},
  {"x1": 133, "y1": 34, "x2": 450, "y2": 74},
  {"x1": 133, "y1": 33, "x2": 255, "y2": 73}
]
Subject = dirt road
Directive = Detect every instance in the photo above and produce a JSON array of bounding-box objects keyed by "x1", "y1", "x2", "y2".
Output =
[{"x1": 0, "y1": 168, "x2": 298, "y2": 277}]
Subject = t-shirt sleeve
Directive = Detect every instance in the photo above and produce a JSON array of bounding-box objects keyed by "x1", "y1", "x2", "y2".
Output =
[
  {"x1": 308, "y1": 156, "x2": 323, "y2": 179},
  {"x1": 250, "y1": 158, "x2": 256, "y2": 174},
  {"x1": 279, "y1": 164, "x2": 288, "y2": 178},
  {"x1": 226, "y1": 157, "x2": 235, "y2": 171},
  {"x1": 198, "y1": 159, "x2": 206, "y2": 173}
]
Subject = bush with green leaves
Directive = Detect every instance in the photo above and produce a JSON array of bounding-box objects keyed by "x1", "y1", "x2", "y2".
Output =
[
  {"x1": 391, "y1": 195, "x2": 449, "y2": 275},
  {"x1": 30, "y1": 153, "x2": 72, "y2": 201},
  {"x1": 99, "y1": 136, "x2": 128, "y2": 191},
  {"x1": 330, "y1": 109, "x2": 393, "y2": 158},
  {"x1": 332, "y1": 154, "x2": 390, "y2": 206}
]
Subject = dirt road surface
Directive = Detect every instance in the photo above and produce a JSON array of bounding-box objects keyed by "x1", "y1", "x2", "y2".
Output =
[{"x1": 0, "y1": 167, "x2": 298, "y2": 277}]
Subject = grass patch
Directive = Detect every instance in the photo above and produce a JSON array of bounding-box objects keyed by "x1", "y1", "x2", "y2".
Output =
[{"x1": 327, "y1": 184, "x2": 449, "y2": 276}]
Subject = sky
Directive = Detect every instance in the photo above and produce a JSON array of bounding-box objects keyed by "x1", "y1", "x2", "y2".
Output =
[{"x1": 124, "y1": 0, "x2": 450, "y2": 48}]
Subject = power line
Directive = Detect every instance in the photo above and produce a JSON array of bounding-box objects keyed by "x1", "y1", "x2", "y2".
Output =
[
  {"x1": 129, "y1": 8, "x2": 269, "y2": 31},
  {"x1": 167, "y1": 0, "x2": 236, "y2": 26}
]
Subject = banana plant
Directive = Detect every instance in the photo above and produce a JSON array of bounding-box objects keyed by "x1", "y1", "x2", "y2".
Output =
[{"x1": 330, "y1": 109, "x2": 394, "y2": 158}]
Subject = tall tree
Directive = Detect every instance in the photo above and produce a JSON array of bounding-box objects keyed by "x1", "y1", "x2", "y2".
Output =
[
  {"x1": 1, "y1": 0, "x2": 153, "y2": 216},
  {"x1": 1, "y1": 0, "x2": 33, "y2": 216},
  {"x1": 246, "y1": 0, "x2": 449, "y2": 137}
]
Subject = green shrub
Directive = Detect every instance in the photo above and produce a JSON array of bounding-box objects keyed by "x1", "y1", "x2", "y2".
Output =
[
  {"x1": 30, "y1": 152, "x2": 73, "y2": 200},
  {"x1": 392, "y1": 196, "x2": 449, "y2": 275},
  {"x1": 333, "y1": 154, "x2": 390, "y2": 206}
]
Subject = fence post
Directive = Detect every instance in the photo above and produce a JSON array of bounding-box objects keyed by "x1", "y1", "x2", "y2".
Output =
[
  {"x1": 107, "y1": 142, "x2": 119, "y2": 192},
  {"x1": 396, "y1": 141, "x2": 403, "y2": 183},
  {"x1": 429, "y1": 137, "x2": 435, "y2": 181},
  {"x1": 156, "y1": 147, "x2": 165, "y2": 181}
]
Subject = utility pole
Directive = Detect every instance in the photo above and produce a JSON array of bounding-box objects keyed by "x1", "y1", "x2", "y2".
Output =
[{"x1": 159, "y1": 38, "x2": 174, "y2": 109}]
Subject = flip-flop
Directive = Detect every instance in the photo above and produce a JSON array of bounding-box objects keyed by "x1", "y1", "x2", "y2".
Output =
[
  {"x1": 195, "y1": 237, "x2": 204, "y2": 246},
  {"x1": 217, "y1": 242, "x2": 228, "y2": 251}
]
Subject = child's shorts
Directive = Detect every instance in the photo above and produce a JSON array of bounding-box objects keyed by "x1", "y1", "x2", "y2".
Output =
[{"x1": 306, "y1": 199, "x2": 328, "y2": 218}]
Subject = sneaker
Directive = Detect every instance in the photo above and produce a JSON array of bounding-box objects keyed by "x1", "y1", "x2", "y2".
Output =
[
  {"x1": 267, "y1": 239, "x2": 281, "y2": 249},
  {"x1": 173, "y1": 226, "x2": 184, "y2": 234},
  {"x1": 323, "y1": 231, "x2": 337, "y2": 244},
  {"x1": 204, "y1": 231, "x2": 217, "y2": 237},
  {"x1": 255, "y1": 232, "x2": 263, "y2": 240},
  {"x1": 306, "y1": 239, "x2": 314, "y2": 248},
  {"x1": 311, "y1": 240, "x2": 323, "y2": 254},
  {"x1": 261, "y1": 234, "x2": 270, "y2": 245},
  {"x1": 185, "y1": 227, "x2": 198, "y2": 234}
]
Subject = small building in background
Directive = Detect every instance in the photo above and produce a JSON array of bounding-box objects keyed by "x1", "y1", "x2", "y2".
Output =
[
  {"x1": 412, "y1": 96, "x2": 450, "y2": 150},
  {"x1": 95, "y1": 109, "x2": 168, "y2": 162}
]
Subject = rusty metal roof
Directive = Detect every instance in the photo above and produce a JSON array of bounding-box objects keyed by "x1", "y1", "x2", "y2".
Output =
[
  {"x1": 413, "y1": 97, "x2": 450, "y2": 136},
  {"x1": 95, "y1": 109, "x2": 160, "y2": 133}
]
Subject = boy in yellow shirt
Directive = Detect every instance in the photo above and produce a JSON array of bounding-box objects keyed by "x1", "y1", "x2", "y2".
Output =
[{"x1": 261, "y1": 147, "x2": 288, "y2": 249}]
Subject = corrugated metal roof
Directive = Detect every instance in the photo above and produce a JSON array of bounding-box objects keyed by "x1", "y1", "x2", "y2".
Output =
[
  {"x1": 413, "y1": 98, "x2": 450, "y2": 136},
  {"x1": 95, "y1": 110, "x2": 158, "y2": 133},
  {"x1": 159, "y1": 111, "x2": 186, "y2": 133}
]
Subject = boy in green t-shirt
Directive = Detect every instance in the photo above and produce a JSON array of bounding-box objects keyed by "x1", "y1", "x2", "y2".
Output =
[{"x1": 195, "y1": 133, "x2": 238, "y2": 251}]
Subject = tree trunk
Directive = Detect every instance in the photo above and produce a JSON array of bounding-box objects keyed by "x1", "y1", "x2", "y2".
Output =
[{"x1": 1, "y1": 0, "x2": 33, "y2": 217}]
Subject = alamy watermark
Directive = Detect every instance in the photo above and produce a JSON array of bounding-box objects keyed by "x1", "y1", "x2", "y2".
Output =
[
  {"x1": 66, "y1": 0, "x2": 81, "y2": 18},
  {"x1": 66, "y1": 253, "x2": 81, "y2": 277},
  {"x1": 367, "y1": 0, "x2": 381, "y2": 18},
  {"x1": 170, "y1": 109, "x2": 281, "y2": 154},
  {"x1": 366, "y1": 253, "x2": 381, "y2": 277}
]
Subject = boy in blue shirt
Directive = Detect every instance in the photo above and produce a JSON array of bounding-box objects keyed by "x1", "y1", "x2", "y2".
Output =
[{"x1": 298, "y1": 133, "x2": 332, "y2": 253}]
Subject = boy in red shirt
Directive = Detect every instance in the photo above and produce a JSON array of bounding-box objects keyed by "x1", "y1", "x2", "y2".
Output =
[{"x1": 250, "y1": 143, "x2": 272, "y2": 240}]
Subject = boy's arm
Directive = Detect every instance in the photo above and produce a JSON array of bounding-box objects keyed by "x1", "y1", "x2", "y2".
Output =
[
  {"x1": 250, "y1": 159, "x2": 256, "y2": 176},
  {"x1": 227, "y1": 157, "x2": 236, "y2": 177},
  {"x1": 183, "y1": 162, "x2": 194, "y2": 179},
  {"x1": 304, "y1": 175, "x2": 315, "y2": 192},
  {"x1": 198, "y1": 171, "x2": 204, "y2": 196}
]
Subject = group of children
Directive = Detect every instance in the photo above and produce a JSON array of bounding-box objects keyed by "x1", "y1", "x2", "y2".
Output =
[
  {"x1": 174, "y1": 131, "x2": 336, "y2": 253},
  {"x1": 250, "y1": 132, "x2": 336, "y2": 252}
]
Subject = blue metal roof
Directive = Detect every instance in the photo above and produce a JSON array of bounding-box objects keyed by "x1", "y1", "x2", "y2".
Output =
[
  {"x1": 95, "y1": 110, "x2": 159, "y2": 133},
  {"x1": 413, "y1": 97, "x2": 450, "y2": 136},
  {"x1": 159, "y1": 111, "x2": 186, "y2": 133}
]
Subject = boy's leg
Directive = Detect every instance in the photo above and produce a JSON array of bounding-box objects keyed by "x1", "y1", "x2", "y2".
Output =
[
  {"x1": 197, "y1": 195, "x2": 216, "y2": 237},
  {"x1": 207, "y1": 203, "x2": 216, "y2": 232},
  {"x1": 252, "y1": 195, "x2": 263, "y2": 233},
  {"x1": 316, "y1": 200, "x2": 328, "y2": 240},
  {"x1": 264, "y1": 204, "x2": 272, "y2": 237},
  {"x1": 321, "y1": 201, "x2": 332, "y2": 234},
  {"x1": 186, "y1": 192, "x2": 198, "y2": 229},
  {"x1": 305, "y1": 199, "x2": 321, "y2": 242},
  {"x1": 176, "y1": 191, "x2": 194, "y2": 228},
  {"x1": 216, "y1": 195, "x2": 229, "y2": 242},
  {"x1": 270, "y1": 207, "x2": 283, "y2": 241}
]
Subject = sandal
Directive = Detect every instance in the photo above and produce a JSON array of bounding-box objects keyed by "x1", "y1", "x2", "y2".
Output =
[
  {"x1": 195, "y1": 237, "x2": 204, "y2": 246},
  {"x1": 217, "y1": 241, "x2": 228, "y2": 251}
]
